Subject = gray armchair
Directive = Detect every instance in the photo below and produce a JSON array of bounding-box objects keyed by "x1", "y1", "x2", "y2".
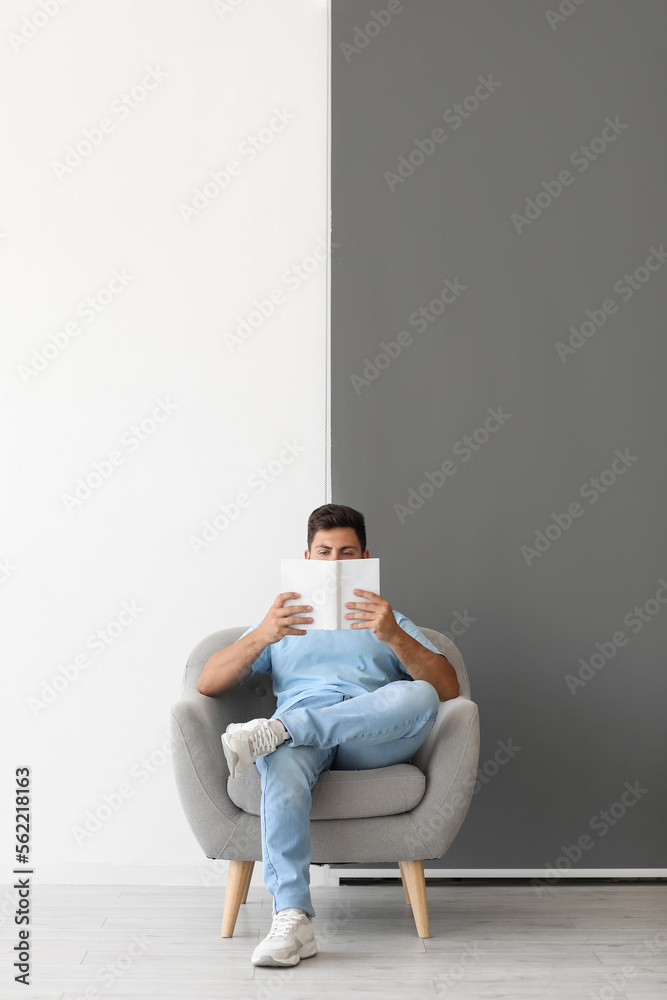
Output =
[{"x1": 170, "y1": 625, "x2": 479, "y2": 938}]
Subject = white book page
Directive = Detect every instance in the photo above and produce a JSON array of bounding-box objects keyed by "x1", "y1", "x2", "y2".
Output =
[
  {"x1": 281, "y1": 559, "x2": 338, "y2": 630},
  {"x1": 339, "y1": 558, "x2": 380, "y2": 630}
]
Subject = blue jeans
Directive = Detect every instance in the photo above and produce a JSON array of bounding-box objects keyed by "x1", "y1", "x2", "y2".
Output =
[{"x1": 254, "y1": 679, "x2": 440, "y2": 917}]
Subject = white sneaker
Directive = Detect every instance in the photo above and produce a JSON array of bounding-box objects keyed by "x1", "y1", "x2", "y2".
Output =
[
  {"x1": 251, "y1": 908, "x2": 317, "y2": 967},
  {"x1": 221, "y1": 718, "x2": 288, "y2": 777}
]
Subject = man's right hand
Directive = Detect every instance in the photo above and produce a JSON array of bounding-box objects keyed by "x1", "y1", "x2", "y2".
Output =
[
  {"x1": 256, "y1": 592, "x2": 313, "y2": 645},
  {"x1": 198, "y1": 593, "x2": 312, "y2": 696}
]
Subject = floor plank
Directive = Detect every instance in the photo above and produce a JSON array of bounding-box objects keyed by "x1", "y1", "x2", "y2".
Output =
[{"x1": 1, "y1": 881, "x2": 665, "y2": 999}]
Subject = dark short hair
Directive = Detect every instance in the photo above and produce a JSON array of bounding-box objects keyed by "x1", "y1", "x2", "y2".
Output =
[{"x1": 307, "y1": 504, "x2": 366, "y2": 553}]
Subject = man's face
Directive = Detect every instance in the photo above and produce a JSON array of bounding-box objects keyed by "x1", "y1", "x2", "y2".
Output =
[{"x1": 306, "y1": 527, "x2": 369, "y2": 560}]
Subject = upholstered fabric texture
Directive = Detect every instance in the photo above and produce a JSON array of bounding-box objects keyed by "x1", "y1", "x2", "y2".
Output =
[{"x1": 171, "y1": 626, "x2": 480, "y2": 864}]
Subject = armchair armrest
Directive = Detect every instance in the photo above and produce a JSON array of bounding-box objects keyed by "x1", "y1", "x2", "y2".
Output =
[
  {"x1": 170, "y1": 687, "x2": 243, "y2": 855},
  {"x1": 170, "y1": 626, "x2": 277, "y2": 861},
  {"x1": 406, "y1": 695, "x2": 480, "y2": 858}
]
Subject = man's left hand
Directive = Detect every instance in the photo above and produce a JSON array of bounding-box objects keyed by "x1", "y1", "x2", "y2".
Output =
[{"x1": 345, "y1": 590, "x2": 400, "y2": 643}]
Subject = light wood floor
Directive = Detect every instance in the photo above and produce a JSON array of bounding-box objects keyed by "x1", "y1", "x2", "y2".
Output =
[{"x1": 2, "y1": 880, "x2": 666, "y2": 999}]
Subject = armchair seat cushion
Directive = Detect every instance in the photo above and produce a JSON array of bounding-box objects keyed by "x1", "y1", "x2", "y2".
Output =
[{"x1": 228, "y1": 761, "x2": 426, "y2": 819}]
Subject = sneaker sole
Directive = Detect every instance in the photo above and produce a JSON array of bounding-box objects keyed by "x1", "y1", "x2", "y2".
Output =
[
  {"x1": 221, "y1": 736, "x2": 242, "y2": 778},
  {"x1": 222, "y1": 728, "x2": 279, "y2": 777},
  {"x1": 251, "y1": 939, "x2": 318, "y2": 967}
]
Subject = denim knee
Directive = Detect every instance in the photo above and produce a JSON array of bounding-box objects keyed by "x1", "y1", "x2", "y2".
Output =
[
  {"x1": 260, "y1": 744, "x2": 329, "y2": 801},
  {"x1": 411, "y1": 678, "x2": 441, "y2": 716}
]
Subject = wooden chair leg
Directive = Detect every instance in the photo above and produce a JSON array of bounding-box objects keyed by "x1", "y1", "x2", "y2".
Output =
[
  {"x1": 221, "y1": 860, "x2": 254, "y2": 937},
  {"x1": 398, "y1": 862, "x2": 412, "y2": 905},
  {"x1": 240, "y1": 860, "x2": 255, "y2": 903},
  {"x1": 398, "y1": 860, "x2": 430, "y2": 938}
]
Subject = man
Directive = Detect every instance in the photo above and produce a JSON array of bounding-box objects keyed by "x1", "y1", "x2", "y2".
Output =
[{"x1": 198, "y1": 504, "x2": 459, "y2": 967}]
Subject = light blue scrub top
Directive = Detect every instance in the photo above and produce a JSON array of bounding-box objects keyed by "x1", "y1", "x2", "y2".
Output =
[{"x1": 238, "y1": 611, "x2": 443, "y2": 715}]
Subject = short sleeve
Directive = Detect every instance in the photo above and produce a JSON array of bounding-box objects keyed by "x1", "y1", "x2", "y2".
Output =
[
  {"x1": 393, "y1": 612, "x2": 444, "y2": 672},
  {"x1": 237, "y1": 620, "x2": 272, "y2": 677}
]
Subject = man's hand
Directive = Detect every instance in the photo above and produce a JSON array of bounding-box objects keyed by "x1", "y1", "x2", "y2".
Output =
[
  {"x1": 257, "y1": 592, "x2": 313, "y2": 645},
  {"x1": 198, "y1": 593, "x2": 312, "y2": 697},
  {"x1": 346, "y1": 589, "x2": 460, "y2": 700},
  {"x1": 345, "y1": 589, "x2": 401, "y2": 644}
]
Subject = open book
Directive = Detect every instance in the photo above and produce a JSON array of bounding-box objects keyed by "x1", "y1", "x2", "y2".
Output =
[{"x1": 281, "y1": 558, "x2": 380, "y2": 630}]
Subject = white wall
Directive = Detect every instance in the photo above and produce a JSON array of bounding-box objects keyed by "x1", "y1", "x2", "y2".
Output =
[{"x1": 0, "y1": 0, "x2": 328, "y2": 885}]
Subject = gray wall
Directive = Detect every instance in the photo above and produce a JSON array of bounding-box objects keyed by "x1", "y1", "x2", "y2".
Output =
[{"x1": 331, "y1": 0, "x2": 667, "y2": 869}]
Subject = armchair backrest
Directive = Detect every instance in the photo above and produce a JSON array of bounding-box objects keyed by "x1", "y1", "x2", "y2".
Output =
[{"x1": 182, "y1": 626, "x2": 247, "y2": 695}]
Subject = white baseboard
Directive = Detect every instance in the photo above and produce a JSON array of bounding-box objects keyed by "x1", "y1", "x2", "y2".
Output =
[
  {"x1": 330, "y1": 868, "x2": 667, "y2": 880},
  {"x1": 2, "y1": 864, "x2": 664, "y2": 887}
]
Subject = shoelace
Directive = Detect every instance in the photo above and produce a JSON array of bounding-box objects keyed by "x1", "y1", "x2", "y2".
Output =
[
  {"x1": 267, "y1": 909, "x2": 306, "y2": 940},
  {"x1": 248, "y1": 722, "x2": 280, "y2": 757}
]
